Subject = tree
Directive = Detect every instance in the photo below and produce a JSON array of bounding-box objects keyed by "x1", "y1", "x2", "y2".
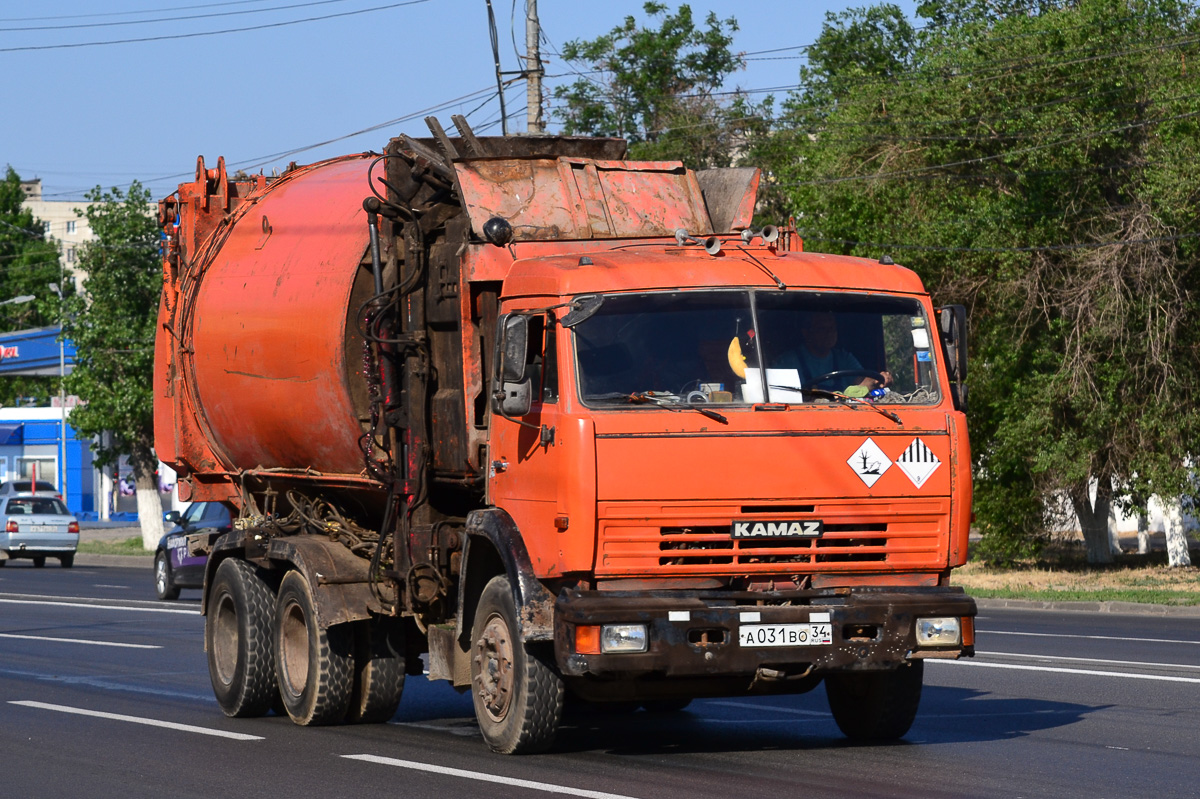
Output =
[
  {"x1": 63, "y1": 182, "x2": 163, "y2": 549},
  {"x1": 552, "y1": 2, "x2": 770, "y2": 169},
  {"x1": 0, "y1": 167, "x2": 64, "y2": 406},
  {"x1": 770, "y1": 0, "x2": 1200, "y2": 564}
]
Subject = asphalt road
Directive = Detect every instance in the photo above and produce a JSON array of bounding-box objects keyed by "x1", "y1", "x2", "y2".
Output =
[{"x1": 1, "y1": 563, "x2": 1197, "y2": 799}]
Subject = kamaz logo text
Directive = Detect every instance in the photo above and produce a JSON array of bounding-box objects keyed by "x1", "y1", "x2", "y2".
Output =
[{"x1": 732, "y1": 519, "x2": 823, "y2": 539}]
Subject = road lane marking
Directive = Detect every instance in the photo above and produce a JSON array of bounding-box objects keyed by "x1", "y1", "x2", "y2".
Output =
[
  {"x1": 0, "y1": 632, "x2": 160, "y2": 649},
  {"x1": 930, "y1": 659, "x2": 1200, "y2": 683},
  {"x1": 983, "y1": 630, "x2": 1200, "y2": 645},
  {"x1": 343, "y1": 754, "x2": 643, "y2": 799},
  {"x1": 9, "y1": 701, "x2": 262, "y2": 740},
  {"x1": 710, "y1": 700, "x2": 828, "y2": 717},
  {"x1": 0, "y1": 597, "x2": 197, "y2": 615},
  {"x1": 982, "y1": 651, "x2": 1200, "y2": 671}
]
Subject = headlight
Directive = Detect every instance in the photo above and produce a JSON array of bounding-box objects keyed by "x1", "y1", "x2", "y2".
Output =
[
  {"x1": 601, "y1": 624, "x2": 648, "y2": 653},
  {"x1": 915, "y1": 617, "x2": 961, "y2": 646}
]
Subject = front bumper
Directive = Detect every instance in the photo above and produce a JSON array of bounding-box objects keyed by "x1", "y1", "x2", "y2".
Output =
[{"x1": 553, "y1": 586, "x2": 975, "y2": 680}]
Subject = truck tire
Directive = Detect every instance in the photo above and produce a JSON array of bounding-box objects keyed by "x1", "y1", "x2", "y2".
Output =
[
  {"x1": 155, "y1": 552, "x2": 180, "y2": 600},
  {"x1": 824, "y1": 660, "x2": 924, "y2": 741},
  {"x1": 275, "y1": 570, "x2": 354, "y2": 726},
  {"x1": 345, "y1": 617, "x2": 406, "y2": 724},
  {"x1": 469, "y1": 575, "x2": 564, "y2": 754},
  {"x1": 206, "y1": 558, "x2": 279, "y2": 717}
]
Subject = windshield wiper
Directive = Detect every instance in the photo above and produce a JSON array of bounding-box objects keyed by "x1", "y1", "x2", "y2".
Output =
[
  {"x1": 767, "y1": 385, "x2": 903, "y2": 425},
  {"x1": 629, "y1": 392, "x2": 729, "y2": 424}
]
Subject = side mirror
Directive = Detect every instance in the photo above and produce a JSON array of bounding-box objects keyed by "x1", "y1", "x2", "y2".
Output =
[
  {"x1": 497, "y1": 314, "x2": 529, "y2": 384},
  {"x1": 498, "y1": 378, "x2": 533, "y2": 417},
  {"x1": 937, "y1": 305, "x2": 968, "y2": 412},
  {"x1": 493, "y1": 313, "x2": 533, "y2": 418},
  {"x1": 164, "y1": 510, "x2": 181, "y2": 524}
]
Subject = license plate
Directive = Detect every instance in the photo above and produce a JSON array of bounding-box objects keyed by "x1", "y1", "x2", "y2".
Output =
[
  {"x1": 731, "y1": 519, "x2": 823, "y2": 539},
  {"x1": 25, "y1": 525, "x2": 56, "y2": 533},
  {"x1": 739, "y1": 623, "x2": 833, "y2": 647}
]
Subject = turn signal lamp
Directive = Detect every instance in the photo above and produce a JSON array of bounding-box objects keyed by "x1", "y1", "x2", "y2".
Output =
[
  {"x1": 67, "y1": 521, "x2": 80, "y2": 534},
  {"x1": 915, "y1": 617, "x2": 962, "y2": 647},
  {"x1": 5, "y1": 520, "x2": 17, "y2": 533}
]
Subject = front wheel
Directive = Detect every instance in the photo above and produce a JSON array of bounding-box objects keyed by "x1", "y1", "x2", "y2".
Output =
[
  {"x1": 824, "y1": 660, "x2": 924, "y2": 741},
  {"x1": 154, "y1": 552, "x2": 179, "y2": 600},
  {"x1": 206, "y1": 558, "x2": 279, "y2": 717},
  {"x1": 275, "y1": 570, "x2": 354, "y2": 726},
  {"x1": 470, "y1": 575, "x2": 564, "y2": 754}
]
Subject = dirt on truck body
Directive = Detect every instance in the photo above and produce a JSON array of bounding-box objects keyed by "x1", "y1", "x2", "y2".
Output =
[{"x1": 154, "y1": 116, "x2": 975, "y2": 754}]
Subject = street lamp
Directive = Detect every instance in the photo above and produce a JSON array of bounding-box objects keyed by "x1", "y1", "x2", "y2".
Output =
[
  {"x1": 48, "y1": 283, "x2": 66, "y2": 502},
  {"x1": 0, "y1": 295, "x2": 35, "y2": 307}
]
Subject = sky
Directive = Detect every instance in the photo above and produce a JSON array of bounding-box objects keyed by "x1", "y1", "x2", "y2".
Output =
[{"x1": 1, "y1": 0, "x2": 918, "y2": 201}]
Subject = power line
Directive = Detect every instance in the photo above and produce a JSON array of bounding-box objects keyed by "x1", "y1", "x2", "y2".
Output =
[
  {"x1": 0, "y1": 0, "x2": 433, "y2": 53},
  {"x1": 0, "y1": 0, "x2": 355, "y2": 32},
  {"x1": 0, "y1": 1, "x2": 275, "y2": 23}
]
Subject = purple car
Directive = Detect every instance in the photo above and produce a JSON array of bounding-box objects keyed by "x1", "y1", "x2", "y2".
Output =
[{"x1": 154, "y1": 502, "x2": 232, "y2": 600}]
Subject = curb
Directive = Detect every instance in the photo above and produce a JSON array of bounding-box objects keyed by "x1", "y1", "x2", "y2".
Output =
[
  {"x1": 75, "y1": 553, "x2": 154, "y2": 569},
  {"x1": 975, "y1": 597, "x2": 1200, "y2": 618}
]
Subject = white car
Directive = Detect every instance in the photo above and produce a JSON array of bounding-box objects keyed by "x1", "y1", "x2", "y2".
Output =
[{"x1": 0, "y1": 494, "x2": 79, "y2": 567}]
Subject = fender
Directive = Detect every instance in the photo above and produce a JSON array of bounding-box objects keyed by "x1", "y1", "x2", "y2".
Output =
[
  {"x1": 201, "y1": 531, "x2": 385, "y2": 628},
  {"x1": 457, "y1": 508, "x2": 556, "y2": 643}
]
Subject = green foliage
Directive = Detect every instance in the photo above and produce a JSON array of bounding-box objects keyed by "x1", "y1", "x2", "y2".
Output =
[
  {"x1": 552, "y1": 2, "x2": 770, "y2": 168},
  {"x1": 63, "y1": 182, "x2": 160, "y2": 474},
  {"x1": 768, "y1": 0, "x2": 1200, "y2": 561},
  {"x1": 0, "y1": 167, "x2": 65, "y2": 405}
]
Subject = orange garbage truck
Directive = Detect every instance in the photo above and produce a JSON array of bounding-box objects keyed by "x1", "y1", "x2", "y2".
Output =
[{"x1": 154, "y1": 117, "x2": 975, "y2": 754}]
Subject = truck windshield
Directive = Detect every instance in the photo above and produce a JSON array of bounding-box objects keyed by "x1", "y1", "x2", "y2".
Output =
[{"x1": 573, "y1": 290, "x2": 940, "y2": 406}]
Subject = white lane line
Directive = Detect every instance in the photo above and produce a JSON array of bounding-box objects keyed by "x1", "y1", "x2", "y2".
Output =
[
  {"x1": 0, "y1": 633, "x2": 160, "y2": 649},
  {"x1": 984, "y1": 629, "x2": 1200, "y2": 645},
  {"x1": 343, "y1": 754, "x2": 643, "y2": 799},
  {"x1": 9, "y1": 701, "x2": 263, "y2": 740},
  {"x1": 930, "y1": 659, "x2": 1200, "y2": 684},
  {"x1": 982, "y1": 651, "x2": 1200, "y2": 671},
  {"x1": 0, "y1": 598, "x2": 197, "y2": 615},
  {"x1": 710, "y1": 700, "x2": 828, "y2": 717}
]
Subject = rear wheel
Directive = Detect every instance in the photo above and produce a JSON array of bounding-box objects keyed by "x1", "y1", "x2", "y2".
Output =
[
  {"x1": 825, "y1": 661, "x2": 924, "y2": 741},
  {"x1": 345, "y1": 616, "x2": 406, "y2": 724},
  {"x1": 154, "y1": 552, "x2": 179, "y2": 600},
  {"x1": 33, "y1": 556, "x2": 45, "y2": 568},
  {"x1": 59, "y1": 553, "x2": 74, "y2": 568},
  {"x1": 206, "y1": 558, "x2": 279, "y2": 717},
  {"x1": 275, "y1": 570, "x2": 354, "y2": 726},
  {"x1": 470, "y1": 575, "x2": 563, "y2": 754}
]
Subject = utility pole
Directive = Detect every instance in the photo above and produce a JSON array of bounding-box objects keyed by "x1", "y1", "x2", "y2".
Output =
[{"x1": 525, "y1": 0, "x2": 544, "y2": 133}]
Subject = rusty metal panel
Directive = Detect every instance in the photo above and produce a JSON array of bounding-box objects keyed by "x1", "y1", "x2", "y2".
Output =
[
  {"x1": 184, "y1": 156, "x2": 373, "y2": 476},
  {"x1": 453, "y1": 157, "x2": 712, "y2": 242}
]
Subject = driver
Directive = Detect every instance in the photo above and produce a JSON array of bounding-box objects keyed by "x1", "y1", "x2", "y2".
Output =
[{"x1": 782, "y1": 311, "x2": 891, "y2": 392}]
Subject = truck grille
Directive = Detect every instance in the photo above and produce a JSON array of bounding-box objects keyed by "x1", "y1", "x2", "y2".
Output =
[{"x1": 596, "y1": 500, "x2": 948, "y2": 575}]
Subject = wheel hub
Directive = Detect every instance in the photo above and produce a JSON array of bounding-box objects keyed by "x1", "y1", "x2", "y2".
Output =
[{"x1": 473, "y1": 614, "x2": 514, "y2": 722}]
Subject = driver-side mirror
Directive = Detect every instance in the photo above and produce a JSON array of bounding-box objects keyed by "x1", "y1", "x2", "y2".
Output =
[
  {"x1": 164, "y1": 510, "x2": 181, "y2": 524},
  {"x1": 497, "y1": 314, "x2": 529, "y2": 384},
  {"x1": 493, "y1": 313, "x2": 533, "y2": 417}
]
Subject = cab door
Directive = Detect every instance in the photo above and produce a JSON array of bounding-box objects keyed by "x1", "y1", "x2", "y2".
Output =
[{"x1": 487, "y1": 313, "x2": 564, "y2": 567}]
